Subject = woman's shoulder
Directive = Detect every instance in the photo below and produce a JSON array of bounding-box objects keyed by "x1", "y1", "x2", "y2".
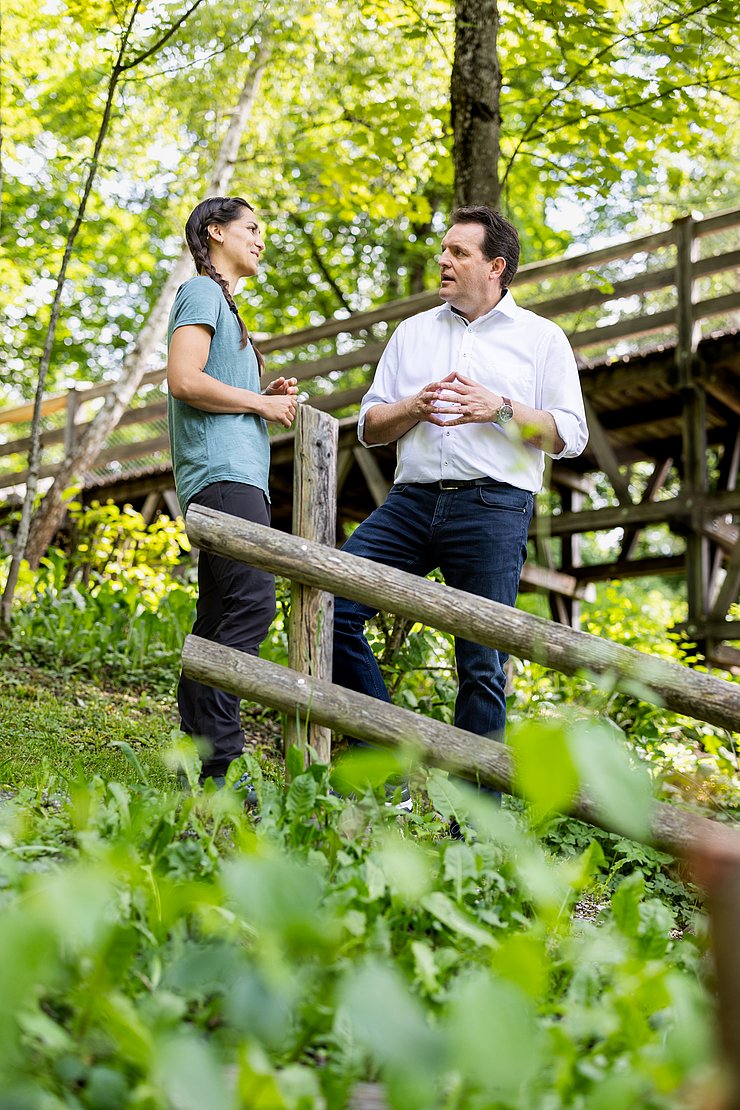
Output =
[
  {"x1": 175, "y1": 275, "x2": 223, "y2": 307},
  {"x1": 171, "y1": 276, "x2": 225, "y2": 330}
]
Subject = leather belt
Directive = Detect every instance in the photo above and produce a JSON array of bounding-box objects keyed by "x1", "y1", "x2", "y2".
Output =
[{"x1": 421, "y1": 478, "x2": 501, "y2": 491}]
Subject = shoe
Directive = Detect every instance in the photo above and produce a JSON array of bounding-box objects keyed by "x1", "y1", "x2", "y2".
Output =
[
  {"x1": 385, "y1": 783, "x2": 413, "y2": 813},
  {"x1": 198, "y1": 770, "x2": 258, "y2": 808}
]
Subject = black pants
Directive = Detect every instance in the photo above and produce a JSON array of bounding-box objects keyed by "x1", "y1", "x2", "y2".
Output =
[{"x1": 177, "y1": 481, "x2": 276, "y2": 778}]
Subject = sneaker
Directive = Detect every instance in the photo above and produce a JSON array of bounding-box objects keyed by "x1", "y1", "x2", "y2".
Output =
[
  {"x1": 183, "y1": 770, "x2": 258, "y2": 808},
  {"x1": 385, "y1": 783, "x2": 413, "y2": 813},
  {"x1": 215, "y1": 770, "x2": 258, "y2": 808}
]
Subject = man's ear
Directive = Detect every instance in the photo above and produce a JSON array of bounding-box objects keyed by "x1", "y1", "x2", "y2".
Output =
[{"x1": 490, "y1": 256, "x2": 506, "y2": 280}]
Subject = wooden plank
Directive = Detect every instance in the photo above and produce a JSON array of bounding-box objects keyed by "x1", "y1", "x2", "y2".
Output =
[
  {"x1": 162, "y1": 489, "x2": 182, "y2": 520},
  {"x1": 571, "y1": 292, "x2": 740, "y2": 351},
  {"x1": 263, "y1": 342, "x2": 386, "y2": 388},
  {"x1": 674, "y1": 214, "x2": 700, "y2": 389},
  {"x1": 257, "y1": 230, "x2": 683, "y2": 354},
  {"x1": 285, "y1": 406, "x2": 337, "y2": 767},
  {"x1": 571, "y1": 554, "x2": 686, "y2": 582},
  {"x1": 693, "y1": 845, "x2": 740, "y2": 1106},
  {"x1": 583, "y1": 398, "x2": 633, "y2": 504},
  {"x1": 529, "y1": 250, "x2": 740, "y2": 318},
  {"x1": 704, "y1": 374, "x2": 740, "y2": 418},
  {"x1": 0, "y1": 399, "x2": 169, "y2": 459},
  {"x1": 533, "y1": 489, "x2": 740, "y2": 538},
  {"x1": 0, "y1": 367, "x2": 166, "y2": 428},
  {"x1": 696, "y1": 204, "x2": 740, "y2": 236},
  {"x1": 710, "y1": 540, "x2": 740, "y2": 623},
  {"x1": 185, "y1": 505, "x2": 740, "y2": 734},
  {"x1": 706, "y1": 643, "x2": 740, "y2": 672},
  {"x1": 519, "y1": 561, "x2": 595, "y2": 602},
  {"x1": 0, "y1": 434, "x2": 172, "y2": 492},
  {"x1": 701, "y1": 518, "x2": 739, "y2": 554},
  {"x1": 306, "y1": 384, "x2": 369, "y2": 413},
  {"x1": 352, "y1": 446, "x2": 391, "y2": 508},
  {"x1": 619, "y1": 457, "x2": 673, "y2": 562},
  {"x1": 181, "y1": 636, "x2": 740, "y2": 858},
  {"x1": 335, "y1": 449, "x2": 355, "y2": 496}
]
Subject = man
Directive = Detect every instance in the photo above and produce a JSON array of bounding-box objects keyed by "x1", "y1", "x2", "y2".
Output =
[{"x1": 332, "y1": 205, "x2": 588, "y2": 760}]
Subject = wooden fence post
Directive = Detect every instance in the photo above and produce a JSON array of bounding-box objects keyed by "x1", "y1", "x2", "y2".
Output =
[
  {"x1": 691, "y1": 845, "x2": 740, "y2": 1110},
  {"x1": 674, "y1": 213, "x2": 710, "y2": 648},
  {"x1": 284, "y1": 405, "x2": 338, "y2": 768}
]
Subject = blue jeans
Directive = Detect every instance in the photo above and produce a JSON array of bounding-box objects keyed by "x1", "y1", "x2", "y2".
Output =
[{"x1": 333, "y1": 482, "x2": 533, "y2": 741}]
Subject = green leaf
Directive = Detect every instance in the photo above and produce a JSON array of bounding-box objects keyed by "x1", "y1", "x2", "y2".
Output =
[
  {"x1": 285, "y1": 744, "x2": 306, "y2": 782},
  {"x1": 445, "y1": 972, "x2": 542, "y2": 1097},
  {"x1": 611, "y1": 871, "x2": 646, "y2": 937},
  {"x1": 285, "y1": 772, "x2": 318, "y2": 819},
  {"x1": 511, "y1": 718, "x2": 581, "y2": 820},
  {"x1": 568, "y1": 718, "x2": 653, "y2": 841},
  {"x1": 422, "y1": 892, "x2": 497, "y2": 949}
]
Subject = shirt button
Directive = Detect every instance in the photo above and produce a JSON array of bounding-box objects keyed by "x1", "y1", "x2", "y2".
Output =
[{"x1": 446, "y1": 431, "x2": 451, "y2": 436}]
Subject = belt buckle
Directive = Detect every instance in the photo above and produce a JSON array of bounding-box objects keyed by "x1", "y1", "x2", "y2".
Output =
[{"x1": 439, "y1": 479, "x2": 461, "y2": 490}]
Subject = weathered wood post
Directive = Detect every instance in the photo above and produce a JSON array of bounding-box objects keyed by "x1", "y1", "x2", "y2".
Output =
[
  {"x1": 691, "y1": 845, "x2": 740, "y2": 1110},
  {"x1": 674, "y1": 213, "x2": 709, "y2": 649},
  {"x1": 284, "y1": 404, "x2": 338, "y2": 768}
]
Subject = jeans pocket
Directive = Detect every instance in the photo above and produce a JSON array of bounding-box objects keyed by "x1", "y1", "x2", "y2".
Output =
[{"x1": 477, "y1": 486, "x2": 530, "y2": 513}]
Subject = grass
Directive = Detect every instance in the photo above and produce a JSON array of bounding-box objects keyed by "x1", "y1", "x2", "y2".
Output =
[{"x1": 0, "y1": 657, "x2": 284, "y2": 793}]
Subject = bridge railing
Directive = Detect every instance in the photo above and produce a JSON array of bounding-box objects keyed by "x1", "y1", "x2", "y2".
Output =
[{"x1": 1, "y1": 205, "x2": 738, "y2": 497}]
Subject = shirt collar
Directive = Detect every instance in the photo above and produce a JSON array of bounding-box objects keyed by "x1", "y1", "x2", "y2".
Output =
[{"x1": 434, "y1": 288, "x2": 519, "y2": 325}]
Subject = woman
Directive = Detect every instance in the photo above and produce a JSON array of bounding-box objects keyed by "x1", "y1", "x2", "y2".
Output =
[{"x1": 167, "y1": 196, "x2": 297, "y2": 787}]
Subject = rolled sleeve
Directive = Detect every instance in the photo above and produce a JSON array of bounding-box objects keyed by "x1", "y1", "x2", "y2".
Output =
[
  {"x1": 539, "y1": 328, "x2": 589, "y2": 459},
  {"x1": 357, "y1": 327, "x2": 402, "y2": 447}
]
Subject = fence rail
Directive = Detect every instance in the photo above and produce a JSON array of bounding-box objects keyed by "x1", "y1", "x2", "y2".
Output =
[{"x1": 186, "y1": 501, "x2": 740, "y2": 735}]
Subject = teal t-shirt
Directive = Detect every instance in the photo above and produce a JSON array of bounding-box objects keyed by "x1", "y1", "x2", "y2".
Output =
[{"x1": 167, "y1": 276, "x2": 270, "y2": 511}]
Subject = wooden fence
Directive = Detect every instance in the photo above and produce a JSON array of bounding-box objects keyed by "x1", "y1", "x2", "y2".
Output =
[
  {"x1": 183, "y1": 404, "x2": 740, "y2": 1106},
  {"x1": 1, "y1": 205, "x2": 738, "y2": 497}
]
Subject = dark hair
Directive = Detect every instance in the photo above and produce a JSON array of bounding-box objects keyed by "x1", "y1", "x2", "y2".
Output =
[
  {"x1": 184, "y1": 195, "x2": 264, "y2": 371},
  {"x1": 450, "y1": 206, "x2": 520, "y2": 288}
]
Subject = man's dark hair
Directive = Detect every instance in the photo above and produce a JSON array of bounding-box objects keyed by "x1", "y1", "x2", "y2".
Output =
[{"x1": 451, "y1": 206, "x2": 520, "y2": 288}]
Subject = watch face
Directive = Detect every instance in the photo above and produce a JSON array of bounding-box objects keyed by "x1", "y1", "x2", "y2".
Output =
[{"x1": 498, "y1": 403, "x2": 514, "y2": 423}]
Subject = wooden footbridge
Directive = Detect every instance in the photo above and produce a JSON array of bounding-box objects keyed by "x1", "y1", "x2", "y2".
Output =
[{"x1": 2, "y1": 207, "x2": 739, "y2": 668}]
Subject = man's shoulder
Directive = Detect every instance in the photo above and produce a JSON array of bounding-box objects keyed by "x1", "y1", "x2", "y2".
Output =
[
  {"x1": 397, "y1": 304, "x2": 447, "y2": 333},
  {"x1": 511, "y1": 301, "x2": 566, "y2": 339}
]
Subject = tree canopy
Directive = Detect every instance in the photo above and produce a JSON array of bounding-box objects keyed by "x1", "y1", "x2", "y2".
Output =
[{"x1": 1, "y1": 0, "x2": 738, "y2": 402}]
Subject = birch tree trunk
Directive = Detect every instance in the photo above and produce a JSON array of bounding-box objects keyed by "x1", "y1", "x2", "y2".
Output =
[
  {"x1": 22, "y1": 45, "x2": 270, "y2": 571},
  {"x1": 451, "y1": 0, "x2": 501, "y2": 210},
  {"x1": 0, "y1": 0, "x2": 146, "y2": 631}
]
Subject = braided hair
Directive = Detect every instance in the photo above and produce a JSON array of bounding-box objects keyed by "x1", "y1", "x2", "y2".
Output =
[{"x1": 184, "y1": 196, "x2": 264, "y2": 372}]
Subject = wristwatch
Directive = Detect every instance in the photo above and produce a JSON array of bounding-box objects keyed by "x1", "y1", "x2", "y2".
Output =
[{"x1": 495, "y1": 396, "x2": 514, "y2": 424}]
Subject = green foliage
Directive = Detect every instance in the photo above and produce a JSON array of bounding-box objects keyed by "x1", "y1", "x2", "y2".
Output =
[
  {"x1": 3, "y1": 0, "x2": 737, "y2": 402},
  {"x1": 2, "y1": 503, "x2": 195, "y2": 689},
  {"x1": 0, "y1": 741, "x2": 720, "y2": 1107}
]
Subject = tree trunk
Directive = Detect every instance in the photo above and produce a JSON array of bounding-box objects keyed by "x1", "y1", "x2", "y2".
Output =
[
  {"x1": 0, "y1": 1, "x2": 144, "y2": 632},
  {"x1": 23, "y1": 45, "x2": 270, "y2": 570},
  {"x1": 451, "y1": 0, "x2": 501, "y2": 209}
]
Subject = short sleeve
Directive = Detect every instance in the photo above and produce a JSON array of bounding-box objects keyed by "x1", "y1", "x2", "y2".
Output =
[{"x1": 170, "y1": 277, "x2": 223, "y2": 337}]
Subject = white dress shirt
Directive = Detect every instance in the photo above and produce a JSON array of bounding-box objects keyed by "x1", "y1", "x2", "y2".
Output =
[{"x1": 358, "y1": 291, "x2": 589, "y2": 493}]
